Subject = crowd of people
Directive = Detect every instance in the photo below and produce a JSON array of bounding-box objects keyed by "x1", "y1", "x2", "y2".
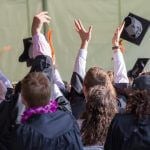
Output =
[{"x1": 0, "y1": 11, "x2": 150, "y2": 150}]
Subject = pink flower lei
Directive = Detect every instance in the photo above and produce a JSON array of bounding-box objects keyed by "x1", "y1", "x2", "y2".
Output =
[{"x1": 21, "y1": 100, "x2": 58, "y2": 123}]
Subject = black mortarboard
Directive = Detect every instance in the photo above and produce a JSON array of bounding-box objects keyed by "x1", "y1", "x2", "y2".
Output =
[
  {"x1": 128, "y1": 58, "x2": 150, "y2": 78},
  {"x1": 121, "y1": 13, "x2": 150, "y2": 45},
  {"x1": 19, "y1": 37, "x2": 33, "y2": 67}
]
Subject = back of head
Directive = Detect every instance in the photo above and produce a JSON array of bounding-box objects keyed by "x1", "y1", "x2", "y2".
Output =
[
  {"x1": 84, "y1": 67, "x2": 116, "y2": 96},
  {"x1": 81, "y1": 85, "x2": 117, "y2": 146},
  {"x1": 21, "y1": 72, "x2": 51, "y2": 108},
  {"x1": 84, "y1": 67, "x2": 111, "y2": 89}
]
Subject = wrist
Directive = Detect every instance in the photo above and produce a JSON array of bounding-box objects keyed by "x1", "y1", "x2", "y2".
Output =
[
  {"x1": 31, "y1": 23, "x2": 42, "y2": 36},
  {"x1": 112, "y1": 46, "x2": 119, "y2": 50},
  {"x1": 80, "y1": 40, "x2": 88, "y2": 49},
  {"x1": 112, "y1": 43, "x2": 119, "y2": 47}
]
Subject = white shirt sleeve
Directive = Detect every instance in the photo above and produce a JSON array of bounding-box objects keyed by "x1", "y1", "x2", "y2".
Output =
[
  {"x1": 51, "y1": 83, "x2": 63, "y2": 100},
  {"x1": 0, "y1": 70, "x2": 12, "y2": 88},
  {"x1": 53, "y1": 68, "x2": 65, "y2": 91},
  {"x1": 73, "y1": 49, "x2": 87, "y2": 79},
  {"x1": 113, "y1": 49, "x2": 129, "y2": 83},
  {"x1": 32, "y1": 33, "x2": 52, "y2": 58}
]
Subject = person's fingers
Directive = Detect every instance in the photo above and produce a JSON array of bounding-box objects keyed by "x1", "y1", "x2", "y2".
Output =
[
  {"x1": 78, "y1": 19, "x2": 86, "y2": 31},
  {"x1": 35, "y1": 12, "x2": 48, "y2": 18},
  {"x1": 112, "y1": 29, "x2": 118, "y2": 41},
  {"x1": 112, "y1": 27, "x2": 119, "y2": 45},
  {"x1": 43, "y1": 18, "x2": 50, "y2": 24},
  {"x1": 39, "y1": 14, "x2": 51, "y2": 20},
  {"x1": 74, "y1": 26, "x2": 79, "y2": 32},
  {"x1": 44, "y1": 15, "x2": 51, "y2": 20},
  {"x1": 117, "y1": 27, "x2": 119, "y2": 33},
  {"x1": 39, "y1": 15, "x2": 51, "y2": 24},
  {"x1": 119, "y1": 21, "x2": 125, "y2": 34},
  {"x1": 38, "y1": 11, "x2": 48, "y2": 16},
  {"x1": 114, "y1": 28, "x2": 118, "y2": 35},
  {"x1": 115, "y1": 28, "x2": 119, "y2": 37},
  {"x1": 88, "y1": 26, "x2": 93, "y2": 34},
  {"x1": 74, "y1": 20, "x2": 81, "y2": 30}
]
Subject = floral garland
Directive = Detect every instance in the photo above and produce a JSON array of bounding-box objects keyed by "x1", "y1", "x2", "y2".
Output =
[{"x1": 21, "y1": 100, "x2": 58, "y2": 123}]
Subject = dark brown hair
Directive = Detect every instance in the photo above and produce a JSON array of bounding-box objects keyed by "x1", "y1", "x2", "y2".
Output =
[
  {"x1": 84, "y1": 67, "x2": 106, "y2": 90},
  {"x1": 126, "y1": 89, "x2": 150, "y2": 118},
  {"x1": 84, "y1": 67, "x2": 116, "y2": 96},
  {"x1": 81, "y1": 85, "x2": 117, "y2": 145},
  {"x1": 81, "y1": 67, "x2": 117, "y2": 145},
  {"x1": 21, "y1": 72, "x2": 51, "y2": 107}
]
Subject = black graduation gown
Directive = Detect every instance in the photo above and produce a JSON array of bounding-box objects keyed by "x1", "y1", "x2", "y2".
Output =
[
  {"x1": 11, "y1": 110, "x2": 83, "y2": 150},
  {"x1": 0, "y1": 55, "x2": 71, "y2": 150},
  {"x1": 114, "y1": 83, "x2": 130, "y2": 113},
  {"x1": 30, "y1": 55, "x2": 71, "y2": 112},
  {"x1": 69, "y1": 72, "x2": 129, "y2": 119},
  {"x1": 104, "y1": 113, "x2": 150, "y2": 150},
  {"x1": 0, "y1": 89, "x2": 18, "y2": 150},
  {"x1": 69, "y1": 72, "x2": 86, "y2": 119}
]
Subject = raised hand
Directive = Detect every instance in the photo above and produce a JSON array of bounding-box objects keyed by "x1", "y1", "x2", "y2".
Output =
[
  {"x1": 112, "y1": 22, "x2": 125, "y2": 47},
  {"x1": 31, "y1": 11, "x2": 51, "y2": 36},
  {"x1": 74, "y1": 19, "x2": 92, "y2": 49}
]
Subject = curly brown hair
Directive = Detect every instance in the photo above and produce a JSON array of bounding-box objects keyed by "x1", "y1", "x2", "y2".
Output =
[
  {"x1": 81, "y1": 85, "x2": 118, "y2": 146},
  {"x1": 126, "y1": 89, "x2": 150, "y2": 118}
]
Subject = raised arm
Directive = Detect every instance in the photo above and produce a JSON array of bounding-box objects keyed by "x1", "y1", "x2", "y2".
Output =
[
  {"x1": 112, "y1": 22, "x2": 129, "y2": 84},
  {"x1": 73, "y1": 20, "x2": 92, "y2": 79},
  {"x1": 30, "y1": 12, "x2": 53, "y2": 82},
  {"x1": 31, "y1": 12, "x2": 71, "y2": 112},
  {"x1": 31, "y1": 11, "x2": 52, "y2": 58},
  {"x1": 70, "y1": 20, "x2": 92, "y2": 119},
  {"x1": 71, "y1": 20, "x2": 92, "y2": 94},
  {"x1": 31, "y1": 12, "x2": 65, "y2": 92}
]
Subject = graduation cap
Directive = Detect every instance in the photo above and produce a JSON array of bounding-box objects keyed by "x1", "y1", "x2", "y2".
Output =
[
  {"x1": 128, "y1": 58, "x2": 150, "y2": 78},
  {"x1": 121, "y1": 13, "x2": 150, "y2": 45},
  {"x1": 18, "y1": 37, "x2": 34, "y2": 67}
]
